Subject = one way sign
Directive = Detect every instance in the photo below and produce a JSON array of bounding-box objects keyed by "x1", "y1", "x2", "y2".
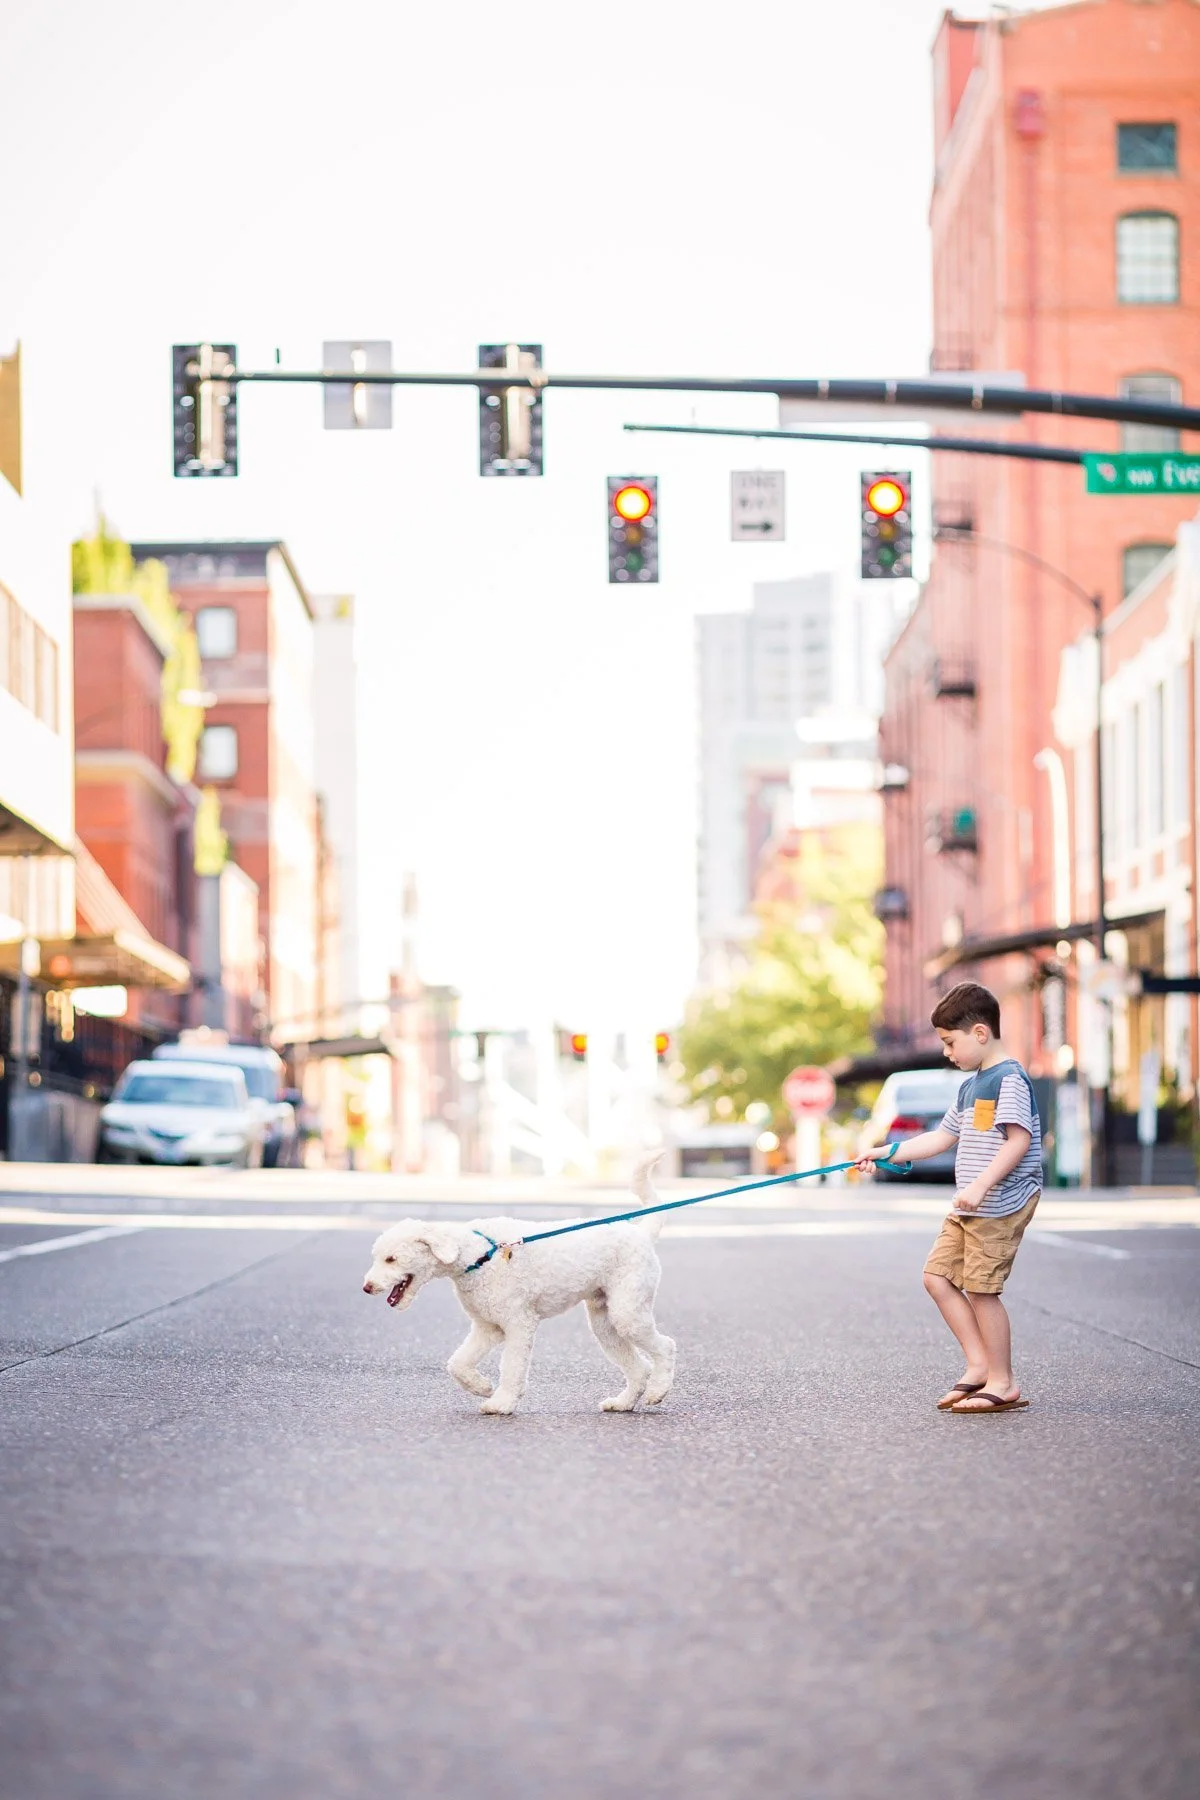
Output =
[{"x1": 731, "y1": 470, "x2": 786, "y2": 541}]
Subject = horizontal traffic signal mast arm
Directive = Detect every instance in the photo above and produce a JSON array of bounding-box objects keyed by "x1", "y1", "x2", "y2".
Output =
[
  {"x1": 197, "y1": 366, "x2": 1200, "y2": 432},
  {"x1": 624, "y1": 422, "x2": 1088, "y2": 465}
]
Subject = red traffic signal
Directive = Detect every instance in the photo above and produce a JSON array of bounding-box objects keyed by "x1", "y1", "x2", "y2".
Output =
[
  {"x1": 608, "y1": 476, "x2": 659, "y2": 583},
  {"x1": 654, "y1": 1032, "x2": 672, "y2": 1063},
  {"x1": 569, "y1": 1032, "x2": 588, "y2": 1062},
  {"x1": 860, "y1": 470, "x2": 912, "y2": 580}
]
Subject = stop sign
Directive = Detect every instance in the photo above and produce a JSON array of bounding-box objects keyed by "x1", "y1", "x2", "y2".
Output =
[{"x1": 782, "y1": 1065, "x2": 836, "y2": 1118}]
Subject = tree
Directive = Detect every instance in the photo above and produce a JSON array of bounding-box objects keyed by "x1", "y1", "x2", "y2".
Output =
[{"x1": 679, "y1": 834, "x2": 882, "y2": 1123}]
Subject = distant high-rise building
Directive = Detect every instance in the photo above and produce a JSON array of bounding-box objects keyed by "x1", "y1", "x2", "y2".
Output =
[{"x1": 696, "y1": 574, "x2": 835, "y2": 978}]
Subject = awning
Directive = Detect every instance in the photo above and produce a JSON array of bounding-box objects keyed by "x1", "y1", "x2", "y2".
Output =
[
  {"x1": 828, "y1": 1043, "x2": 948, "y2": 1085},
  {"x1": 0, "y1": 837, "x2": 190, "y2": 993},
  {"x1": 924, "y1": 920, "x2": 1100, "y2": 981},
  {"x1": 284, "y1": 1035, "x2": 392, "y2": 1059},
  {"x1": 0, "y1": 930, "x2": 190, "y2": 993},
  {"x1": 0, "y1": 798, "x2": 71, "y2": 856}
]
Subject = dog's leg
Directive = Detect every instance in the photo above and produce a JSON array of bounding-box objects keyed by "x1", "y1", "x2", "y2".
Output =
[
  {"x1": 586, "y1": 1298, "x2": 651, "y2": 1412},
  {"x1": 480, "y1": 1316, "x2": 537, "y2": 1415},
  {"x1": 447, "y1": 1320, "x2": 502, "y2": 1397},
  {"x1": 607, "y1": 1297, "x2": 676, "y2": 1407}
]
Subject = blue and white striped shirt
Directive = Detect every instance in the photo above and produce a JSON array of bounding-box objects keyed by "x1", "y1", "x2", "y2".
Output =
[{"x1": 940, "y1": 1060, "x2": 1042, "y2": 1217}]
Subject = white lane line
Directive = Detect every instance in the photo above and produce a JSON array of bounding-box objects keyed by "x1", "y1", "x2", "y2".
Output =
[
  {"x1": 0, "y1": 1225, "x2": 141, "y2": 1265},
  {"x1": 1029, "y1": 1229, "x2": 1130, "y2": 1260}
]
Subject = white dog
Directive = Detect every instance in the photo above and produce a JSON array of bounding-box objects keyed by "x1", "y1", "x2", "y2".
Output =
[{"x1": 362, "y1": 1157, "x2": 675, "y2": 1415}]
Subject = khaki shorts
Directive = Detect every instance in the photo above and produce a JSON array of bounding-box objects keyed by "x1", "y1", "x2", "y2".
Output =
[{"x1": 923, "y1": 1191, "x2": 1040, "y2": 1295}]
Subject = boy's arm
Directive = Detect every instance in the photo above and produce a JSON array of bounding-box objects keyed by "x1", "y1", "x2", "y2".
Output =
[
  {"x1": 858, "y1": 1127, "x2": 956, "y2": 1169},
  {"x1": 955, "y1": 1125, "x2": 1032, "y2": 1211}
]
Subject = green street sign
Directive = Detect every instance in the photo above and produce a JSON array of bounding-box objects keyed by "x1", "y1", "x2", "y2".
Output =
[{"x1": 1084, "y1": 451, "x2": 1200, "y2": 495}]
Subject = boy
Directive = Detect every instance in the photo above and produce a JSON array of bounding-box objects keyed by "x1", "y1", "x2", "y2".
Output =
[{"x1": 859, "y1": 981, "x2": 1042, "y2": 1414}]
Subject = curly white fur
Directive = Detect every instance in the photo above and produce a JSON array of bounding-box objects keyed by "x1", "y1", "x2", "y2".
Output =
[{"x1": 362, "y1": 1156, "x2": 676, "y2": 1415}]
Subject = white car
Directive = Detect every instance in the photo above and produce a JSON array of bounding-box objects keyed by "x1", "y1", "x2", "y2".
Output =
[
  {"x1": 97, "y1": 1061, "x2": 265, "y2": 1168},
  {"x1": 152, "y1": 1037, "x2": 298, "y2": 1168}
]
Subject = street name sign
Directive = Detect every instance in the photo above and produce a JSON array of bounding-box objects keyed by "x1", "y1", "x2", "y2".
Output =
[
  {"x1": 782, "y1": 1065, "x2": 835, "y2": 1118},
  {"x1": 1083, "y1": 452, "x2": 1200, "y2": 495},
  {"x1": 731, "y1": 470, "x2": 786, "y2": 541}
]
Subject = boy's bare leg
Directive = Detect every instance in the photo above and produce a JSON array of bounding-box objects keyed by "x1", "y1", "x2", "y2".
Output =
[
  {"x1": 952, "y1": 1292, "x2": 1019, "y2": 1408},
  {"x1": 923, "y1": 1272, "x2": 989, "y2": 1402}
]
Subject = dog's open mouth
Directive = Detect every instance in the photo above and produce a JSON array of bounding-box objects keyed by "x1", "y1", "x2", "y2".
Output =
[{"x1": 386, "y1": 1274, "x2": 413, "y2": 1307}]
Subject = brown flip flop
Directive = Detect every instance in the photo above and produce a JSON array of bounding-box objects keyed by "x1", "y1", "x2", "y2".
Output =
[
  {"x1": 950, "y1": 1391, "x2": 1030, "y2": 1413},
  {"x1": 936, "y1": 1382, "x2": 986, "y2": 1411}
]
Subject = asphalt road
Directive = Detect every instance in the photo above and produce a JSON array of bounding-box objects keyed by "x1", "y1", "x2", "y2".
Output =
[{"x1": 1, "y1": 1169, "x2": 1197, "y2": 1800}]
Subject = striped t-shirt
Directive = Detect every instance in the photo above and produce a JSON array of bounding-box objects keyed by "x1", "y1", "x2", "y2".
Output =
[{"x1": 940, "y1": 1059, "x2": 1042, "y2": 1217}]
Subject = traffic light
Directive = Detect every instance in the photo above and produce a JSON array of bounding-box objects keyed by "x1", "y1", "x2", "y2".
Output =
[
  {"x1": 479, "y1": 343, "x2": 543, "y2": 475},
  {"x1": 860, "y1": 471, "x2": 911, "y2": 579},
  {"x1": 608, "y1": 477, "x2": 659, "y2": 583},
  {"x1": 655, "y1": 1032, "x2": 672, "y2": 1064},
  {"x1": 172, "y1": 344, "x2": 238, "y2": 477},
  {"x1": 569, "y1": 1032, "x2": 588, "y2": 1063}
]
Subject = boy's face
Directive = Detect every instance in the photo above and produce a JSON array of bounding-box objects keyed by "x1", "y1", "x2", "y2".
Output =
[{"x1": 937, "y1": 1023, "x2": 992, "y2": 1070}]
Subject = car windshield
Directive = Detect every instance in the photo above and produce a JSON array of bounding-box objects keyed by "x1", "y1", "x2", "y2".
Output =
[
  {"x1": 237, "y1": 1066, "x2": 279, "y2": 1102},
  {"x1": 117, "y1": 1075, "x2": 242, "y2": 1109}
]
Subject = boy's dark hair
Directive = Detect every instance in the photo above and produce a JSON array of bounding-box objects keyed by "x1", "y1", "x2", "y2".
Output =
[{"x1": 930, "y1": 981, "x2": 1001, "y2": 1037}]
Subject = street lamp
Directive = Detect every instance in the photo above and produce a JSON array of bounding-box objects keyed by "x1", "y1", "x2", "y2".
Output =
[{"x1": 934, "y1": 526, "x2": 1110, "y2": 1184}]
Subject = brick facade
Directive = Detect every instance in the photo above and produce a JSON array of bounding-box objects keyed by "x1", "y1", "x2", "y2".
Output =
[{"x1": 881, "y1": 0, "x2": 1200, "y2": 1076}]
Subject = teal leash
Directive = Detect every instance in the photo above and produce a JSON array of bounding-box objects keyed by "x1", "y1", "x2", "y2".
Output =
[{"x1": 462, "y1": 1144, "x2": 912, "y2": 1272}]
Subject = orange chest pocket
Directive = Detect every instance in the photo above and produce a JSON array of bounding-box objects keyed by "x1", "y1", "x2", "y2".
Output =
[{"x1": 972, "y1": 1098, "x2": 998, "y2": 1132}]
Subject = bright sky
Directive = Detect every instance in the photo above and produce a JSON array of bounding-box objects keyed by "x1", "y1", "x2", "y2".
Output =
[{"x1": 4, "y1": 0, "x2": 970, "y2": 1034}]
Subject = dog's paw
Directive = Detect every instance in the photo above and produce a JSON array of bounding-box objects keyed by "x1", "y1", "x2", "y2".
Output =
[
  {"x1": 642, "y1": 1382, "x2": 672, "y2": 1406},
  {"x1": 479, "y1": 1395, "x2": 516, "y2": 1415},
  {"x1": 449, "y1": 1367, "x2": 494, "y2": 1397},
  {"x1": 599, "y1": 1392, "x2": 640, "y2": 1412}
]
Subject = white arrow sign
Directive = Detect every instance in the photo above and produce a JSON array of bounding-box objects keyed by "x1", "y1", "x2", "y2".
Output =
[{"x1": 731, "y1": 469, "x2": 786, "y2": 541}]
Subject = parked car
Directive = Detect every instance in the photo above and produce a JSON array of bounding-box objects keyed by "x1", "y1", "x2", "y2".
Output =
[
  {"x1": 857, "y1": 1067, "x2": 963, "y2": 1181},
  {"x1": 97, "y1": 1061, "x2": 265, "y2": 1167},
  {"x1": 152, "y1": 1035, "x2": 298, "y2": 1167}
]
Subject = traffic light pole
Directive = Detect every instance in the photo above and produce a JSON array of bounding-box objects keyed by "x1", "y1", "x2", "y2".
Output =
[
  {"x1": 623, "y1": 421, "x2": 1089, "y2": 466},
  {"x1": 191, "y1": 362, "x2": 1200, "y2": 433}
]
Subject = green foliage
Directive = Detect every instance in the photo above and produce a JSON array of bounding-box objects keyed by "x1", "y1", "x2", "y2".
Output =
[
  {"x1": 72, "y1": 513, "x2": 204, "y2": 784},
  {"x1": 679, "y1": 838, "x2": 883, "y2": 1124}
]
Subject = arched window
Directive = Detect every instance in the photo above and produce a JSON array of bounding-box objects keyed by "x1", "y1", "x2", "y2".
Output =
[
  {"x1": 1123, "y1": 543, "x2": 1172, "y2": 600},
  {"x1": 1117, "y1": 213, "x2": 1179, "y2": 304},
  {"x1": 1120, "y1": 373, "x2": 1182, "y2": 452}
]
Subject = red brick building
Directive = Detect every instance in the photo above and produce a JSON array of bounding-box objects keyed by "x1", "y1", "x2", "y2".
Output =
[
  {"x1": 881, "y1": 0, "x2": 1200, "y2": 1093},
  {"x1": 131, "y1": 540, "x2": 321, "y2": 1048},
  {"x1": 72, "y1": 592, "x2": 193, "y2": 1030}
]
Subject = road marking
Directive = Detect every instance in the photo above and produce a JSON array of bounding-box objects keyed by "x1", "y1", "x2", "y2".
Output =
[
  {"x1": 0, "y1": 1225, "x2": 141, "y2": 1265},
  {"x1": 1028, "y1": 1230, "x2": 1130, "y2": 1260}
]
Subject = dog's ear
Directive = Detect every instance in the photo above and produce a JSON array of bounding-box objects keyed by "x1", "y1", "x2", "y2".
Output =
[{"x1": 416, "y1": 1224, "x2": 462, "y2": 1265}]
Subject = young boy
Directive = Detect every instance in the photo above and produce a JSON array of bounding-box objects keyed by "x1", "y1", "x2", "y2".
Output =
[{"x1": 860, "y1": 981, "x2": 1042, "y2": 1413}]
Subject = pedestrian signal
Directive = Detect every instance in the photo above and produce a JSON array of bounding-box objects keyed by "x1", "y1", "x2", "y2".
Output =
[
  {"x1": 608, "y1": 476, "x2": 659, "y2": 583},
  {"x1": 860, "y1": 470, "x2": 911, "y2": 579}
]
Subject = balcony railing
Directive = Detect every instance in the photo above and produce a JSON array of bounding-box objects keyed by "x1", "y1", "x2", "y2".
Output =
[{"x1": 926, "y1": 808, "x2": 978, "y2": 854}]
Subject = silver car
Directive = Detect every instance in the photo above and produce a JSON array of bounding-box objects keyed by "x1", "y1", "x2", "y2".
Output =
[
  {"x1": 858, "y1": 1068, "x2": 963, "y2": 1181},
  {"x1": 97, "y1": 1061, "x2": 265, "y2": 1167}
]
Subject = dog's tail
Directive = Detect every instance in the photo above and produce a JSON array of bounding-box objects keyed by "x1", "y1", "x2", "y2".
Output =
[{"x1": 631, "y1": 1151, "x2": 668, "y2": 1238}]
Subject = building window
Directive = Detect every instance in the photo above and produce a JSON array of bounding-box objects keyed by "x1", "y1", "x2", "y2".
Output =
[
  {"x1": 1117, "y1": 213, "x2": 1179, "y2": 304},
  {"x1": 1117, "y1": 123, "x2": 1177, "y2": 175},
  {"x1": 198, "y1": 723, "x2": 238, "y2": 779},
  {"x1": 1123, "y1": 543, "x2": 1173, "y2": 598},
  {"x1": 196, "y1": 605, "x2": 237, "y2": 659},
  {"x1": 0, "y1": 581, "x2": 60, "y2": 731},
  {"x1": 1119, "y1": 373, "x2": 1182, "y2": 452}
]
